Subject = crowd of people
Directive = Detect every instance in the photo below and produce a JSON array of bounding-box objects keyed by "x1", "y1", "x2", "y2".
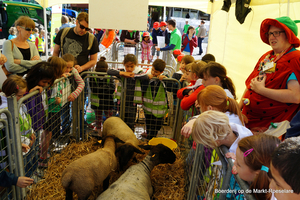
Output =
[{"x1": 0, "y1": 11, "x2": 299, "y2": 200}]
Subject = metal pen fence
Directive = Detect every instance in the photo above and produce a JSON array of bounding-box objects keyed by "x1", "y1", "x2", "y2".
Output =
[
  {"x1": 0, "y1": 65, "x2": 257, "y2": 200},
  {"x1": 0, "y1": 109, "x2": 17, "y2": 200},
  {"x1": 80, "y1": 71, "x2": 182, "y2": 141},
  {"x1": 111, "y1": 42, "x2": 176, "y2": 70},
  {"x1": 185, "y1": 143, "x2": 257, "y2": 200}
]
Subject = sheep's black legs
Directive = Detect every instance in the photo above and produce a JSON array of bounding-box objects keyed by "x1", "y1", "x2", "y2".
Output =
[
  {"x1": 65, "y1": 188, "x2": 73, "y2": 200},
  {"x1": 103, "y1": 175, "x2": 110, "y2": 191}
]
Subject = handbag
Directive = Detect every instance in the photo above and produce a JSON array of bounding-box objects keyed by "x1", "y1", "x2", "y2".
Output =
[{"x1": 1, "y1": 40, "x2": 13, "y2": 77}]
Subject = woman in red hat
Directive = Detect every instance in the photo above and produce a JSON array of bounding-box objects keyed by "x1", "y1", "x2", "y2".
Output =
[
  {"x1": 141, "y1": 32, "x2": 153, "y2": 64},
  {"x1": 240, "y1": 16, "x2": 300, "y2": 136}
]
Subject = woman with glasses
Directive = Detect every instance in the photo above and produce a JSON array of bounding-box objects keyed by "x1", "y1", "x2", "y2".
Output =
[
  {"x1": 2, "y1": 16, "x2": 42, "y2": 76},
  {"x1": 240, "y1": 16, "x2": 300, "y2": 137}
]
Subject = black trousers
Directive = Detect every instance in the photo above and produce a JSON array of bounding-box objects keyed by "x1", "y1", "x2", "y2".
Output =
[{"x1": 145, "y1": 113, "x2": 164, "y2": 140}]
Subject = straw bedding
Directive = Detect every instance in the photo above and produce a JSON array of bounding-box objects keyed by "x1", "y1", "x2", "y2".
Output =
[{"x1": 26, "y1": 138, "x2": 186, "y2": 200}]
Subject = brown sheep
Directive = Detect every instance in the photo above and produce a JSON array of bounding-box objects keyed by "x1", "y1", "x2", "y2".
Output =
[
  {"x1": 61, "y1": 136, "x2": 120, "y2": 200},
  {"x1": 102, "y1": 117, "x2": 144, "y2": 170}
]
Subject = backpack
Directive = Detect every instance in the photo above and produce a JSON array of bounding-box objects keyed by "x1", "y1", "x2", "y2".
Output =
[
  {"x1": 60, "y1": 27, "x2": 95, "y2": 55},
  {"x1": 181, "y1": 34, "x2": 187, "y2": 49},
  {"x1": 182, "y1": 34, "x2": 187, "y2": 44}
]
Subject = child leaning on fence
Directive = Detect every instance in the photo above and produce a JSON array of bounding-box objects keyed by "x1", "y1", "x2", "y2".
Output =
[
  {"x1": 177, "y1": 60, "x2": 206, "y2": 111},
  {"x1": 200, "y1": 61, "x2": 236, "y2": 99},
  {"x1": 181, "y1": 85, "x2": 248, "y2": 139},
  {"x1": 47, "y1": 56, "x2": 67, "y2": 142},
  {"x1": 90, "y1": 57, "x2": 115, "y2": 131},
  {"x1": 61, "y1": 54, "x2": 85, "y2": 135},
  {"x1": 107, "y1": 54, "x2": 150, "y2": 130},
  {"x1": 61, "y1": 53, "x2": 85, "y2": 102},
  {"x1": 25, "y1": 62, "x2": 56, "y2": 167},
  {"x1": 141, "y1": 59, "x2": 168, "y2": 140},
  {"x1": 192, "y1": 110, "x2": 252, "y2": 154},
  {"x1": 1, "y1": 75, "x2": 40, "y2": 177},
  {"x1": 228, "y1": 134, "x2": 280, "y2": 200},
  {"x1": 141, "y1": 32, "x2": 153, "y2": 65}
]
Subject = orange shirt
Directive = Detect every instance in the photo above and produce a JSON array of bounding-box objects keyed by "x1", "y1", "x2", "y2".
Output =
[{"x1": 101, "y1": 31, "x2": 115, "y2": 48}]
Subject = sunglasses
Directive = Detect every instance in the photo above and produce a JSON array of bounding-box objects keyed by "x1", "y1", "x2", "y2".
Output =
[
  {"x1": 20, "y1": 26, "x2": 33, "y2": 32},
  {"x1": 79, "y1": 22, "x2": 90, "y2": 31}
]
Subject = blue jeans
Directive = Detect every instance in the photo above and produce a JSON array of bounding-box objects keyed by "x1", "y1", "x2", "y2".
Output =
[
  {"x1": 198, "y1": 37, "x2": 204, "y2": 54},
  {"x1": 61, "y1": 102, "x2": 71, "y2": 135}
]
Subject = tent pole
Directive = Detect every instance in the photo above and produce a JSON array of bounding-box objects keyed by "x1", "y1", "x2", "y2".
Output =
[
  {"x1": 287, "y1": 0, "x2": 290, "y2": 17},
  {"x1": 163, "y1": 6, "x2": 166, "y2": 22},
  {"x1": 206, "y1": 0, "x2": 215, "y2": 53},
  {"x1": 44, "y1": 7, "x2": 49, "y2": 60}
]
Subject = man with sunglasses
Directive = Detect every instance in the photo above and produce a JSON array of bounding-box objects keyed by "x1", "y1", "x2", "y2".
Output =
[
  {"x1": 53, "y1": 12, "x2": 99, "y2": 73},
  {"x1": 240, "y1": 16, "x2": 300, "y2": 135}
]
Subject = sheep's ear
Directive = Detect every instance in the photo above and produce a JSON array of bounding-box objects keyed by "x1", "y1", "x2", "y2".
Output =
[
  {"x1": 139, "y1": 144, "x2": 152, "y2": 150},
  {"x1": 92, "y1": 140, "x2": 104, "y2": 147},
  {"x1": 133, "y1": 146, "x2": 144, "y2": 154}
]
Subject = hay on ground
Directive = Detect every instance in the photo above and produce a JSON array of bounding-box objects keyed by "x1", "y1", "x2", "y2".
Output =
[{"x1": 26, "y1": 139, "x2": 186, "y2": 200}]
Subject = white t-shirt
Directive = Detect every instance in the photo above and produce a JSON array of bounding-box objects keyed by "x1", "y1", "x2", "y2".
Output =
[
  {"x1": 226, "y1": 111, "x2": 243, "y2": 125},
  {"x1": 228, "y1": 123, "x2": 253, "y2": 154},
  {"x1": 270, "y1": 192, "x2": 277, "y2": 200},
  {"x1": 224, "y1": 88, "x2": 234, "y2": 99}
]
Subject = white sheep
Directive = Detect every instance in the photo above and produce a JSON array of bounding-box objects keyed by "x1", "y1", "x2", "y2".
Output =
[
  {"x1": 96, "y1": 144, "x2": 177, "y2": 200},
  {"x1": 102, "y1": 117, "x2": 144, "y2": 170},
  {"x1": 61, "y1": 136, "x2": 120, "y2": 200}
]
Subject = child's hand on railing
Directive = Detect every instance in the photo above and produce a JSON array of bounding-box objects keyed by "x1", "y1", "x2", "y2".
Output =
[
  {"x1": 158, "y1": 75, "x2": 166, "y2": 80},
  {"x1": 181, "y1": 118, "x2": 196, "y2": 138},
  {"x1": 55, "y1": 97, "x2": 61, "y2": 104},
  {"x1": 225, "y1": 152, "x2": 236, "y2": 160},
  {"x1": 225, "y1": 152, "x2": 238, "y2": 174},
  {"x1": 21, "y1": 143, "x2": 30, "y2": 153},
  {"x1": 29, "y1": 86, "x2": 43, "y2": 93},
  {"x1": 68, "y1": 94, "x2": 75, "y2": 102},
  {"x1": 62, "y1": 73, "x2": 71, "y2": 78},
  {"x1": 120, "y1": 71, "x2": 134, "y2": 78},
  {"x1": 16, "y1": 176, "x2": 34, "y2": 188}
]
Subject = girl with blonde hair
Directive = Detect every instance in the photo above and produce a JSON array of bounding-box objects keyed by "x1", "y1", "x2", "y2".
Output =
[{"x1": 181, "y1": 85, "x2": 247, "y2": 138}]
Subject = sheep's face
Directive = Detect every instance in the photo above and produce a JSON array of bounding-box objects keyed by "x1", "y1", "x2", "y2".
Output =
[
  {"x1": 150, "y1": 144, "x2": 176, "y2": 165},
  {"x1": 116, "y1": 144, "x2": 144, "y2": 171}
]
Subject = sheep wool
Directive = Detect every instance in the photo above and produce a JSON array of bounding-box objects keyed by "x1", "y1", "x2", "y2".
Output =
[
  {"x1": 102, "y1": 116, "x2": 139, "y2": 148},
  {"x1": 96, "y1": 144, "x2": 176, "y2": 200},
  {"x1": 97, "y1": 155, "x2": 154, "y2": 200},
  {"x1": 61, "y1": 137, "x2": 118, "y2": 200},
  {"x1": 102, "y1": 117, "x2": 144, "y2": 170}
]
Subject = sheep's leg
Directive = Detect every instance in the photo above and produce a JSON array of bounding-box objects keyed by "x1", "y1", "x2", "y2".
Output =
[
  {"x1": 65, "y1": 188, "x2": 73, "y2": 200},
  {"x1": 103, "y1": 175, "x2": 110, "y2": 191}
]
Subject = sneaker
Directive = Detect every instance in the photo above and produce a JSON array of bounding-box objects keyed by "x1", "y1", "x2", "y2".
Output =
[{"x1": 38, "y1": 157, "x2": 49, "y2": 168}]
